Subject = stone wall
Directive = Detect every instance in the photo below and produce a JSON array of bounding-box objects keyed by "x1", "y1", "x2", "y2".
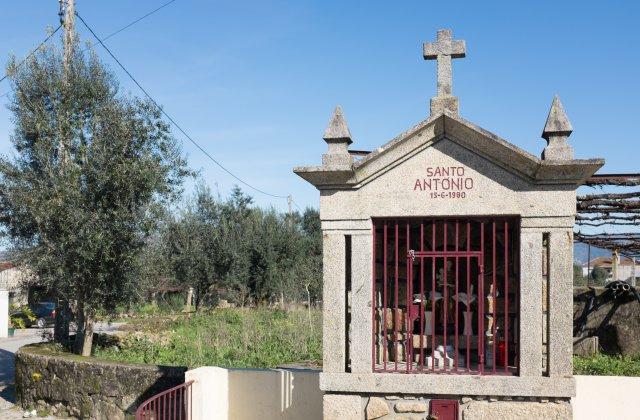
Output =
[
  {"x1": 324, "y1": 394, "x2": 572, "y2": 420},
  {"x1": 15, "y1": 344, "x2": 186, "y2": 419},
  {"x1": 573, "y1": 287, "x2": 640, "y2": 356}
]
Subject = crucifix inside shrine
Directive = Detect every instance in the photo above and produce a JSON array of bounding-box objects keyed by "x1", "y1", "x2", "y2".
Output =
[{"x1": 295, "y1": 28, "x2": 604, "y2": 420}]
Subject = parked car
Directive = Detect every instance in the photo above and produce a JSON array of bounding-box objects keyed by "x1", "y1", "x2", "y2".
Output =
[{"x1": 10, "y1": 301, "x2": 56, "y2": 328}]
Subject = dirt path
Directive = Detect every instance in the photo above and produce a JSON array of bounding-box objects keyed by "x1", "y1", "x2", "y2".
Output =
[{"x1": 0, "y1": 331, "x2": 49, "y2": 418}]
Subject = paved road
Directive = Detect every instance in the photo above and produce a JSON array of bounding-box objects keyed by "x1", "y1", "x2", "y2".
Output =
[
  {"x1": 1, "y1": 331, "x2": 46, "y2": 417},
  {"x1": 0, "y1": 323, "x2": 123, "y2": 418}
]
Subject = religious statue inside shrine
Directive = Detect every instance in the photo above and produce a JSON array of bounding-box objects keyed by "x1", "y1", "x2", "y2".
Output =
[{"x1": 373, "y1": 218, "x2": 518, "y2": 373}]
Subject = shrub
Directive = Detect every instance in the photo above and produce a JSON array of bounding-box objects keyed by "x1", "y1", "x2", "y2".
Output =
[
  {"x1": 9, "y1": 304, "x2": 36, "y2": 329},
  {"x1": 573, "y1": 353, "x2": 640, "y2": 376},
  {"x1": 590, "y1": 267, "x2": 608, "y2": 285},
  {"x1": 573, "y1": 264, "x2": 587, "y2": 286}
]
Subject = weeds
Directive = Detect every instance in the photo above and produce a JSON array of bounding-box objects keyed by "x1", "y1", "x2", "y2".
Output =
[
  {"x1": 573, "y1": 353, "x2": 640, "y2": 376},
  {"x1": 94, "y1": 308, "x2": 322, "y2": 369}
]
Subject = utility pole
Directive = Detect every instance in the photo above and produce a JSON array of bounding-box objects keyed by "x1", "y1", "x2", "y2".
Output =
[
  {"x1": 60, "y1": 0, "x2": 75, "y2": 80},
  {"x1": 57, "y1": 0, "x2": 75, "y2": 164},
  {"x1": 287, "y1": 195, "x2": 294, "y2": 228},
  {"x1": 54, "y1": 0, "x2": 75, "y2": 345},
  {"x1": 587, "y1": 243, "x2": 591, "y2": 286}
]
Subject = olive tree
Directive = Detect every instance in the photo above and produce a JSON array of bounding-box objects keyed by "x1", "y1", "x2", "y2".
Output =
[
  {"x1": 0, "y1": 39, "x2": 189, "y2": 355},
  {"x1": 165, "y1": 186, "x2": 323, "y2": 307}
]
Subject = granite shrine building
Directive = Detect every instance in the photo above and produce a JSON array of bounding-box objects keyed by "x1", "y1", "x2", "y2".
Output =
[{"x1": 295, "y1": 30, "x2": 604, "y2": 420}]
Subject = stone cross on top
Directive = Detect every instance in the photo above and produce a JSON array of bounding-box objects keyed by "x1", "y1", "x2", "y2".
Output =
[{"x1": 423, "y1": 29, "x2": 466, "y2": 115}]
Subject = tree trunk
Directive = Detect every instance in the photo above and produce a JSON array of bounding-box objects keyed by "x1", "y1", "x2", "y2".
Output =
[
  {"x1": 81, "y1": 315, "x2": 94, "y2": 357},
  {"x1": 73, "y1": 299, "x2": 85, "y2": 354},
  {"x1": 54, "y1": 299, "x2": 71, "y2": 345},
  {"x1": 72, "y1": 298, "x2": 95, "y2": 356}
]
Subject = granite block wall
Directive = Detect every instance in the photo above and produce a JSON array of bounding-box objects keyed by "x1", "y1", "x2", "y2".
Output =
[{"x1": 15, "y1": 344, "x2": 186, "y2": 419}]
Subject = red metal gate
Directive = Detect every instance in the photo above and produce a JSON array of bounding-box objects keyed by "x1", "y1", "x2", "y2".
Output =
[{"x1": 372, "y1": 217, "x2": 519, "y2": 375}]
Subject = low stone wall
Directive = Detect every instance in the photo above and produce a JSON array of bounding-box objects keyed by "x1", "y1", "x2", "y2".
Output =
[
  {"x1": 15, "y1": 344, "x2": 186, "y2": 419},
  {"x1": 326, "y1": 394, "x2": 571, "y2": 420},
  {"x1": 573, "y1": 286, "x2": 640, "y2": 356}
]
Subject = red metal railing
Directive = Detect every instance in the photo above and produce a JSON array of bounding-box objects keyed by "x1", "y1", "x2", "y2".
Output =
[
  {"x1": 135, "y1": 381, "x2": 193, "y2": 420},
  {"x1": 372, "y1": 217, "x2": 519, "y2": 375}
]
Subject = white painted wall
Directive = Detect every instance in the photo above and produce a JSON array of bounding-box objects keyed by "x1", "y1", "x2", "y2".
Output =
[
  {"x1": 573, "y1": 375, "x2": 640, "y2": 420},
  {"x1": 0, "y1": 267, "x2": 29, "y2": 305},
  {"x1": 186, "y1": 367, "x2": 322, "y2": 420},
  {"x1": 185, "y1": 369, "x2": 639, "y2": 420},
  {"x1": 186, "y1": 367, "x2": 229, "y2": 420},
  {"x1": 0, "y1": 289, "x2": 8, "y2": 338}
]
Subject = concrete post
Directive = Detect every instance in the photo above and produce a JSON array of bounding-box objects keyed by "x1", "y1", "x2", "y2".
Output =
[{"x1": 0, "y1": 289, "x2": 8, "y2": 338}]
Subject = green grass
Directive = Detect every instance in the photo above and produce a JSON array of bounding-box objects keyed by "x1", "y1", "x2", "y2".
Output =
[
  {"x1": 573, "y1": 353, "x2": 640, "y2": 376},
  {"x1": 94, "y1": 308, "x2": 322, "y2": 369},
  {"x1": 98, "y1": 298, "x2": 186, "y2": 320}
]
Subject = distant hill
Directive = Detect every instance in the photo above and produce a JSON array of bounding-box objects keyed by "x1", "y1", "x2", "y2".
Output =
[{"x1": 574, "y1": 242, "x2": 610, "y2": 265}]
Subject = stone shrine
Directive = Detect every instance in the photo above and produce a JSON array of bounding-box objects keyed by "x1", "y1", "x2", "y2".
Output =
[{"x1": 294, "y1": 29, "x2": 604, "y2": 419}]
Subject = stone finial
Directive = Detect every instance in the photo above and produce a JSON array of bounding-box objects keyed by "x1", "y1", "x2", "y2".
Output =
[
  {"x1": 323, "y1": 106, "x2": 352, "y2": 143},
  {"x1": 322, "y1": 106, "x2": 353, "y2": 167},
  {"x1": 541, "y1": 96, "x2": 574, "y2": 160},
  {"x1": 423, "y1": 29, "x2": 466, "y2": 116}
]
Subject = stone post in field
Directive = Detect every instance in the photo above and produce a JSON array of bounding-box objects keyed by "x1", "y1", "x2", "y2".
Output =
[{"x1": 186, "y1": 287, "x2": 194, "y2": 312}]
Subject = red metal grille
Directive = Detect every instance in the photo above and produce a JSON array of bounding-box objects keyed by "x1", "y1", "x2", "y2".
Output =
[
  {"x1": 135, "y1": 381, "x2": 193, "y2": 420},
  {"x1": 372, "y1": 217, "x2": 520, "y2": 375}
]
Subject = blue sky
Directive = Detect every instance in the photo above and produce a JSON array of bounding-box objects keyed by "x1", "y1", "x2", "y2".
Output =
[{"x1": 0, "y1": 1, "x2": 638, "y2": 211}]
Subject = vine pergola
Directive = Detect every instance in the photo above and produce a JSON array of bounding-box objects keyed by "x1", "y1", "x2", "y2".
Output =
[{"x1": 575, "y1": 173, "x2": 640, "y2": 278}]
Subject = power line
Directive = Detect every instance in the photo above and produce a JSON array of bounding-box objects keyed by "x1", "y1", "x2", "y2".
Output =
[
  {"x1": 291, "y1": 198, "x2": 304, "y2": 212},
  {"x1": 0, "y1": 24, "x2": 63, "y2": 85},
  {"x1": 0, "y1": 0, "x2": 176, "y2": 97},
  {"x1": 87, "y1": 0, "x2": 177, "y2": 47},
  {"x1": 75, "y1": 12, "x2": 289, "y2": 200}
]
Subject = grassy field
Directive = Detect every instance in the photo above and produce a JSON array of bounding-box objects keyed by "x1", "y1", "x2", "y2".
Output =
[
  {"x1": 94, "y1": 308, "x2": 322, "y2": 369},
  {"x1": 95, "y1": 307, "x2": 640, "y2": 375},
  {"x1": 573, "y1": 354, "x2": 640, "y2": 376}
]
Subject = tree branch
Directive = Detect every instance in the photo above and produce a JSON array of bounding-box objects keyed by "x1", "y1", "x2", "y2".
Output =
[{"x1": 578, "y1": 191, "x2": 640, "y2": 201}]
